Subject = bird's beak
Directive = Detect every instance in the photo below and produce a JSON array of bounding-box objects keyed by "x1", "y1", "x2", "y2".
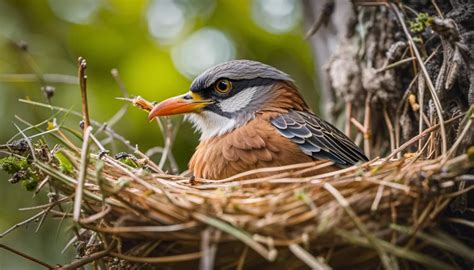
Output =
[{"x1": 148, "y1": 92, "x2": 213, "y2": 121}]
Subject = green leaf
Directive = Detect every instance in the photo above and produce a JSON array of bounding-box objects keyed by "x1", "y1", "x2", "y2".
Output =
[
  {"x1": 0, "y1": 156, "x2": 29, "y2": 174},
  {"x1": 54, "y1": 151, "x2": 74, "y2": 174}
]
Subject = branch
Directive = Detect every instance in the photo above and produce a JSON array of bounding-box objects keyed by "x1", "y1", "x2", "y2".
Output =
[{"x1": 77, "y1": 57, "x2": 90, "y2": 130}]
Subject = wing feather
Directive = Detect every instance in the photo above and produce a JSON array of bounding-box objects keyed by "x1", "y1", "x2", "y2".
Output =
[{"x1": 271, "y1": 111, "x2": 368, "y2": 167}]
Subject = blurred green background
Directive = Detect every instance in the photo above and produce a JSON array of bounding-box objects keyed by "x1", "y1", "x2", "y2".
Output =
[{"x1": 0, "y1": 0, "x2": 317, "y2": 268}]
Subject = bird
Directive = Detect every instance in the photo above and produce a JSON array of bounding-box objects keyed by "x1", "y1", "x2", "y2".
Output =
[{"x1": 148, "y1": 60, "x2": 368, "y2": 180}]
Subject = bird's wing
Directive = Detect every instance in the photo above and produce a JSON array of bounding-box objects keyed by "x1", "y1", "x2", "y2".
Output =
[{"x1": 271, "y1": 110, "x2": 368, "y2": 167}]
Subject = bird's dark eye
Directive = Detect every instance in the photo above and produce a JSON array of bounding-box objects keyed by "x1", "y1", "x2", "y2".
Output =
[{"x1": 214, "y1": 79, "x2": 232, "y2": 94}]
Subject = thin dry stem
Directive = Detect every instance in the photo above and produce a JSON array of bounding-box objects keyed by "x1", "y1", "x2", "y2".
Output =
[
  {"x1": 391, "y1": 4, "x2": 448, "y2": 155},
  {"x1": 77, "y1": 57, "x2": 90, "y2": 130},
  {"x1": 73, "y1": 126, "x2": 93, "y2": 221},
  {"x1": 0, "y1": 244, "x2": 54, "y2": 269}
]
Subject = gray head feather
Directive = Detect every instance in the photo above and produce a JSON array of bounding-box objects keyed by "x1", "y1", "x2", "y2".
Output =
[{"x1": 190, "y1": 60, "x2": 293, "y2": 91}]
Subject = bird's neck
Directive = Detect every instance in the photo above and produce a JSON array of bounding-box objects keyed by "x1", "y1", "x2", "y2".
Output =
[
  {"x1": 185, "y1": 111, "x2": 248, "y2": 141},
  {"x1": 259, "y1": 82, "x2": 308, "y2": 113}
]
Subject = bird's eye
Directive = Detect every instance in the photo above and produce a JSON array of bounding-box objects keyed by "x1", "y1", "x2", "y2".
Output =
[{"x1": 214, "y1": 79, "x2": 232, "y2": 94}]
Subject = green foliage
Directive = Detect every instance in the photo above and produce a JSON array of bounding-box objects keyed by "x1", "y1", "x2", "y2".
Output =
[
  {"x1": 115, "y1": 152, "x2": 140, "y2": 168},
  {"x1": 0, "y1": 156, "x2": 39, "y2": 191},
  {"x1": 468, "y1": 146, "x2": 474, "y2": 161},
  {"x1": 0, "y1": 156, "x2": 29, "y2": 174},
  {"x1": 409, "y1": 12, "x2": 432, "y2": 33},
  {"x1": 20, "y1": 178, "x2": 38, "y2": 191},
  {"x1": 54, "y1": 151, "x2": 74, "y2": 174}
]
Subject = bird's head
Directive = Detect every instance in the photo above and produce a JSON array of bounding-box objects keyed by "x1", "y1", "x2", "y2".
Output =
[{"x1": 148, "y1": 60, "x2": 306, "y2": 140}]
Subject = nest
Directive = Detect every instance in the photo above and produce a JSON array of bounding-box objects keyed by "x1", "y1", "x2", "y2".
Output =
[{"x1": 1, "y1": 108, "x2": 473, "y2": 269}]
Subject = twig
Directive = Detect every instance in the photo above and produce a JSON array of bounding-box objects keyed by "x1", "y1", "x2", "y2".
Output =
[
  {"x1": 236, "y1": 246, "x2": 248, "y2": 270},
  {"x1": 384, "y1": 114, "x2": 463, "y2": 163},
  {"x1": 391, "y1": 3, "x2": 448, "y2": 155},
  {"x1": 73, "y1": 126, "x2": 93, "y2": 221},
  {"x1": 345, "y1": 102, "x2": 352, "y2": 137},
  {"x1": 58, "y1": 240, "x2": 116, "y2": 269},
  {"x1": 13, "y1": 123, "x2": 37, "y2": 161},
  {"x1": 371, "y1": 184, "x2": 385, "y2": 212},
  {"x1": 417, "y1": 74, "x2": 426, "y2": 152},
  {"x1": 444, "y1": 218, "x2": 474, "y2": 228},
  {"x1": 304, "y1": 0, "x2": 335, "y2": 39},
  {"x1": 383, "y1": 107, "x2": 395, "y2": 153},
  {"x1": 289, "y1": 244, "x2": 332, "y2": 270},
  {"x1": 0, "y1": 244, "x2": 54, "y2": 269},
  {"x1": 34, "y1": 176, "x2": 50, "y2": 196},
  {"x1": 158, "y1": 117, "x2": 179, "y2": 171},
  {"x1": 104, "y1": 68, "x2": 130, "y2": 128},
  {"x1": 89, "y1": 222, "x2": 198, "y2": 234},
  {"x1": 323, "y1": 183, "x2": 395, "y2": 270},
  {"x1": 110, "y1": 69, "x2": 128, "y2": 97},
  {"x1": 363, "y1": 94, "x2": 371, "y2": 158},
  {"x1": 431, "y1": 0, "x2": 444, "y2": 18},
  {"x1": 193, "y1": 213, "x2": 277, "y2": 262},
  {"x1": 441, "y1": 106, "x2": 474, "y2": 163},
  {"x1": 376, "y1": 56, "x2": 416, "y2": 73},
  {"x1": 18, "y1": 99, "x2": 137, "y2": 151},
  {"x1": 200, "y1": 228, "x2": 219, "y2": 270},
  {"x1": 77, "y1": 57, "x2": 90, "y2": 130},
  {"x1": 19, "y1": 196, "x2": 70, "y2": 211},
  {"x1": 7, "y1": 112, "x2": 60, "y2": 143},
  {"x1": 110, "y1": 251, "x2": 202, "y2": 263},
  {"x1": 350, "y1": 118, "x2": 365, "y2": 134},
  {"x1": 336, "y1": 229, "x2": 454, "y2": 269},
  {"x1": 0, "y1": 206, "x2": 53, "y2": 238}
]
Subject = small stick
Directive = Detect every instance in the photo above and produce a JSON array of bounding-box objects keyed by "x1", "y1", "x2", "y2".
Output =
[
  {"x1": 304, "y1": 0, "x2": 335, "y2": 39},
  {"x1": 371, "y1": 185, "x2": 385, "y2": 212},
  {"x1": 109, "y1": 250, "x2": 202, "y2": 264},
  {"x1": 116, "y1": 96, "x2": 154, "y2": 112},
  {"x1": 431, "y1": 0, "x2": 444, "y2": 18},
  {"x1": 376, "y1": 56, "x2": 416, "y2": 73},
  {"x1": 200, "y1": 228, "x2": 216, "y2": 270},
  {"x1": 417, "y1": 74, "x2": 426, "y2": 152},
  {"x1": 363, "y1": 94, "x2": 371, "y2": 158},
  {"x1": 58, "y1": 240, "x2": 116, "y2": 270},
  {"x1": 73, "y1": 126, "x2": 93, "y2": 221},
  {"x1": 345, "y1": 101, "x2": 352, "y2": 137},
  {"x1": 0, "y1": 244, "x2": 54, "y2": 269},
  {"x1": 289, "y1": 244, "x2": 331, "y2": 270},
  {"x1": 441, "y1": 108, "x2": 473, "y2": 164},
  {"x1": 391, "y1": 4, "x2": 447, "y2": 155},
  {"x1": 350, "y1": 118, "x2": 365, "y2": 134},
  {"x1": 78, "y1": 57, "x2": 90, "y2": 130},
  {"x1": 34, "y1": 176, "x2": 50, "y2": 196},
  {"x1": 105, "y1": 68, "x2": 130, "y2": 128},
  {"x1": 12, "y1": 123, "x2": 37, "y2": 161},
  {"x1": 383, "y1": 107, "x2": 395, "y2": 153},
  {"x1": 110, "y1": 69, "x2": 129, "y2": 97},
  {"x1": 236, "y1": 246, "x2": 249, "y2": 270},
  {"x1": 323, "y1": 183, "x2": 395, "y2": 269},
  {"x1": 0, "y1": 207, "x2": 53, "y2": 238},
  {"x1": 383, "y1": 114, "x2": 463, "y2": 164},
  {"x1": 159, "y1": 118, "x2": 175, "y2": 170}
]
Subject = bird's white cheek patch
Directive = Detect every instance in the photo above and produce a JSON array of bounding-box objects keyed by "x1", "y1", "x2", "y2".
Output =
[
  {"x1": 218, "y1": 87, "x2": 257, "y2": 113},
  {"x1": 186, "y1": 111, "x2": 237, "y2": 140}
]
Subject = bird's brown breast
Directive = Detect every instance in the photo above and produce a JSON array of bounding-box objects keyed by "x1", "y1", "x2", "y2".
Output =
[{"x1": 189, "y1": 116, "x2": 317, "y2": 180}]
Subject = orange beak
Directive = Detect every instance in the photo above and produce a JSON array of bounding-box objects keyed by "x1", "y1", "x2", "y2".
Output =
[{"x1": 148, "y1": 92, "x2": 214, "y2": 121}]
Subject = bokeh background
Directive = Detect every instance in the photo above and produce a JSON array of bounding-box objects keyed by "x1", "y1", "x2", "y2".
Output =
[{"x1": 0, "y1": 0, "x2": 318, "y2": 268}]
